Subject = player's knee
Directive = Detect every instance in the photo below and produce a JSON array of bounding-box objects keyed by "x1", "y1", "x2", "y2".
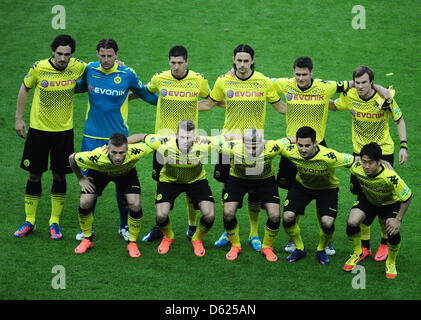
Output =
[
  {"x1": 267, "y1": 217, "x2": 281, "y2": 230},
  {"x1": 28, "y1": 172, "x2": 42, "y2": 182},
  {"x1": 223, "y1": 216, "x2": 237, "y2": 231},
  {"x1": 347, "y1": 215, "x2": 361, "y2": 228},
  {"x1": 321, "y1": 216, "x2": 335, "y2": 232},
  {"x1": 283, "y1": 211, "x2": 296, "y2": 224},
  {"x1": 78, "y1": 205, "x2": 93, "y2": 216},
  {"x1": 200, "y1": 216, "x2": 214, "y2": 229},
  {"x1": 223, "y1": 204, "x2": 237, "y2": 221},
  {"x1": 80, "y1": 197, "x2": 95, "y2": 210}
]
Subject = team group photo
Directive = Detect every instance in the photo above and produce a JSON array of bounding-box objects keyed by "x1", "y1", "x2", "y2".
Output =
[{"x1": 1, "y1": 0, "x2": 420, "y2": 304}]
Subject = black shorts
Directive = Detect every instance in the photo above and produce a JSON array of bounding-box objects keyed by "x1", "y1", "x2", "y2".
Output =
[
  {"x1": 350, "y1": 153, "x2": 394, "y2": 194},
  {"x1": 277, "y1": 139, "x2": 327, "y2": 190},
  {"x1": 283, "y1": 182, "x2": 339, "y2": 218},
  {"x1": 352, "y1": 192, "x2": 400, "y2": 226},
  {"x1": 223, "y1": 175, "x2": 280, "y2": 209},
  {"x1": 83, "y1": 168, "x2": 141, "y2": 196},
  {"x1": 155, "y1": 179, "x2": 214, "y2": 210},
  {"x1": 20, "y1": 128, "x2": 74, "y2": 174},
  {"x1": 152, "y1": 151, "x2": 164, "y2": 182},
  {"x1": 213, "y1": 152, "x2": 232, "y2": 183}
]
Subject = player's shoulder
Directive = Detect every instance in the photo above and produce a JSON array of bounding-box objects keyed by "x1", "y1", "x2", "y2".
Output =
[
  {"x1": 68, "y1": 57, "x2": 86, "y2": 68},
  {"x1": 151, "y1": 69, "x2": 171, "y2": 79},
  {"x1": 188, "y1": 70, "x2": 207, "y2": 80},
  {"x1": 29, "y1": 58, "x2": 51, "y2": 71}
]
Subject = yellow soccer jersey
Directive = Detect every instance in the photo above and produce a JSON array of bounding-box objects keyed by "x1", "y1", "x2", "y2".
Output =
[
  {"x1": 350, "y1": 161, "x2": 412, "y2": 206},
  {"x1": 23, "y1": 58, "x2": 86, "y2": 132},
  {"x1": 144, "y1": 134, "x2": 224, "y2": 184},
  {"x1": 273, "y1": 78, "x2": 349, "y2": 142},
  {"x1": 74, "y1": 143, "x2": 152, "y2": 177},
  {"x1": 210, "y1": 71, "x2": 281, "y2": 135},
  {"x1": 334, "y1": 88, "x2": 403, "y2": 155},
  {"x1": 284, "y1": 144, "x2": 354, "y2": 190},
  {"x1": 223, "y1": 138, "x2": 291, "y2": 180},
  {"x1": 147, "y1": 70, "x2": 210, "y2": 135}
]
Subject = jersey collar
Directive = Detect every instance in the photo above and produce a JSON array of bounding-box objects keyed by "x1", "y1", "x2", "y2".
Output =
[
  {"x1": 172, "y1": 69, "x2": 189, "y2": 81},
  {"x1": 235, "y1": 70, "x2": 255, "y2": 81},
  {"x1": 98, "y1": 63, "x2": 119, "y2": 75}
]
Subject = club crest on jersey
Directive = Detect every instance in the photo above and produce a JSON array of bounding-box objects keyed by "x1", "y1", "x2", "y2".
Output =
[{"x1": 114, "y1": 76, "x2": 122, "y2": 84}]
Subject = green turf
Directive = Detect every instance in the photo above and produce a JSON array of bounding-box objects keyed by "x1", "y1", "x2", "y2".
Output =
[{"x1": 1, "y1": 0, "x2": 420, "y2": 301}]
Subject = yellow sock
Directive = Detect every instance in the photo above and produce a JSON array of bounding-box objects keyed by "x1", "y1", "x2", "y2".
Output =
[
  {"x1": 348, "y1": 231, "x2": 363, "y2": 256},
  {"x1": 379, "y1": 218, "x2": 388, "y2": 239},
  {"x1": 317, "y1": 231, "x2": 333, "y2": 251},
  {"x1": 78, "y1": 211, "x2": 94, "y2": 238},
  {"x1": 25, "y1": 194, "x2": 40, "y2": 225},
  {"x1": 128, "y1": 215, "x2": 142, "y2": 242},
  {"x1": 192, "y1": 219, "x2": 210, "y2": 241},
  {"x1": 226, "y1": 223, "x2": 241, "y2": 247},
  {"x1": 262, "y1": 225, "x2": 279, "y2": 249},
  {"x1": 284, "y1": 222, "x2": 304, "y2": 250},
  {"x1": 386, "y1": 241, "x2": 401, "y2": 264},
  {"x1": 186, "y1": 195, "x2": 197, "y2": 226},
  {"x1": 159, "y1": 218, "x2": 175, "y2": 240},
  {"x1": 247, "y1": 200, "x2": 260, "y2": 238},
  {"x1": 49, "y1": 193, "x2": 65, "y2": 225},
  {"x1": 360, "y1": 223, "x2": 371, "y2": 241}
]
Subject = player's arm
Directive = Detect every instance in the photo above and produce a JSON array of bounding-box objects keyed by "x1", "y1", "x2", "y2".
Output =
[
  {"x1": 396, "y1": 117, "x2": 408, "y2": 164},
  {"x1": 198, "y1": 97, "x2": 224, "y2": 111},
  {"x1": 15, "y1": 83, "x2": 31, "y2": 139},
  {"x1": 68, "y1": 153, "x2": 96, "y2": 193},
  {"x1": 386, "y1": 195, "x2": 412, "y2": 235},
  {"x1": 74, "y1": 69, "x2": 88, "y2": 94},
  {"x1": 270, "y1": 99, "x2": 287, "y2": 114},
  {"x1": 328, "y1": 99, "x2": 337, "y2": 111},
  {"x1": 127, "y1": 133, "x2": 148, "y2": 144},
  {"x1": 131, "y1": 86, "x2": 158, "y2": 105}
]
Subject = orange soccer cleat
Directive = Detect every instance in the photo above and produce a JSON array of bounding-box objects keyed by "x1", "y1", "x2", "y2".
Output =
[
  {"x1": 226, "y1": 246, "x2": 242, "y2": 261},
  {"x1": 158, "y1": 237, "x2": 174, "y2": 254}
]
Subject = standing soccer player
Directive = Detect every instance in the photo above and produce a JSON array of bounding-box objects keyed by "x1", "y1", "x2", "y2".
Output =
[
  {"x1": 221, "y1": 128, "x2": 292, "y2": 262},
  {"x1": 343, "y1": 142, "x2": 412, "y2": 279},
  {"x1": 203, "y1": 44, "x2": 286, "y2": 251},
  {"x1": 14, "y1": 35, "x2": 86, "y2": 240},
  {"x1": 281, "y1": 126, "x2": 355, "y2": 265},
  {"x1": 331, "y1": 65, "x2": 408, "y2": 262},
  {"x1": 140, "y1": 45, "x2": 218, "y2": 242},
  {"x1": 128, "y1": 120, "x2": 224, "y2": 256},
  {"x1": 74, "y1": 38, "x2": 158, "y2": 241},
  {"x1": 69, "y1": 133, "x2": 153, "y2": 258}
]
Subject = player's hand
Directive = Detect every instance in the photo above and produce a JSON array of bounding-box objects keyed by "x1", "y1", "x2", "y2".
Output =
[
  {"x1": 79, "y1": 176, "x2": 96, "y2": 193},
  {"x1": 385, "y1": 217, "x2": 401, "y2": 235},
  {"x1": 381, "y1": 159, "x2": 393, "y2": 170},
  {"x1": 15, "y1": 118, "x2": 27, "y2": 138},
  {"x1": 101, "y1": 145, "x2": 109, "y2": 155},
  {"x1": 116, "y1": 60, "x2": 126, "y2": 67},
  {"x1": 377, "y1": 87, "x2": 391, "y2": 100},
  {"x1": 287, "y1": 136, "x2": 296, "y2": 144},
  {"x1": 399, "y1": 148, "x2": 408, "y2": 165}
]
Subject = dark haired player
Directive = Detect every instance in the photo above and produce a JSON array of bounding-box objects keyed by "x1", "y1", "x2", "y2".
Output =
[{"x1": 14, "y1": 34, "x2": 86, "y2": 240}]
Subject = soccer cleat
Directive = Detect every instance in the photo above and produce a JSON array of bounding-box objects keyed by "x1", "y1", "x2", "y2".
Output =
[
  {"x1": 214, "y1": 232, "x2": 230, "y2": 247},
  {"x1": 186, "y1": 226, "x2": 197, "y2": 241},
  {"x1": 385, "y1": 262, "x2": 397, "y2": 279},
  {"x1": 344, "y1": 253, "x2": 363, "y2": 271},
  {"x1": 74, "y1": 238, "x2": 93, "y2": 254},
  {"x1": 325, "y1": 242, "x2": 336, "y2": 256},
  {"x1": 14, "y1": 221, "x2": 35, "y2": 238},
  {"x1": 76, "y1": 228, "x2": 95, "y2": 241},
  {"x1": 118, "y1": 225, "x2": 130, "y2": 241},
  {"x1": 374, "y1": 244, "x2": 388, "y2": 261},
  {"x1": 316, "y1": 250, "x2": 330, "y2": 265},
  {"x1": 158, "y1": 237, "x2": 174, "y2": 254},
  {"x1": 127, "y1": 242, "x2": 141, "y2": 258},
  {"x1": 361, "y1": 246, "x2": 373, "y2": 260},
  {"x1": 248, "y1": 236, "x2": 262, "y2": 251},
  {"x1": 284, "y1": 240, "x2": 296, "y2": 253},
  {"x1": 142, "y1": 226, "x2": 164, "y2": 242},
  {"x1": 226, "y1": 246, "x2": 242, "y2": 261},
  {"x1": 192, "y1": 240, "x2": 205, "y2": 256},
  {"x1": 286, "y1": 248, "x2": 307, "y2": 263},
  {"x1": 261, "y1": 247, "x2": 278, "y2": 262},
  {"x1": 49, "y1": 223, "x2": 63, "y2": 240}
]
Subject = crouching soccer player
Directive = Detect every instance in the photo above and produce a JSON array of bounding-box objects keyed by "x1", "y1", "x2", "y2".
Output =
[
  {"x1": 281, "y1": 126, "x2": 355, "y2": 265},
  {"x1": 344, "y1": 142, "x2": 412, "y2": 279},
  {"x1": 68, "y1": 133, "x2": 152, "y2": 258},
  {"x1": 128, "y1": 120, "x2": 223, "y2": 257}
]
